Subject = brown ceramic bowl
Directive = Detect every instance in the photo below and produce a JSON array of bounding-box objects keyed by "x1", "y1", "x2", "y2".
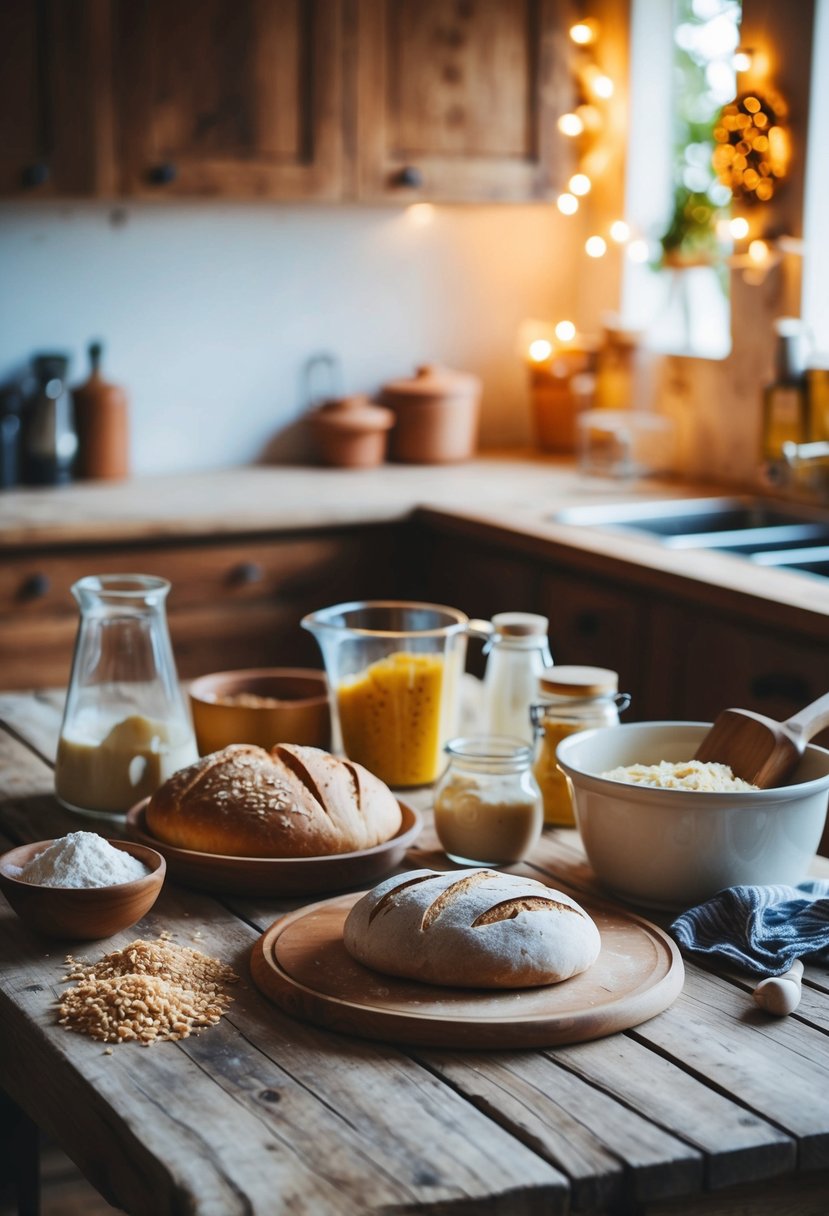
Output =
[
  {"x1": 0, "y1": 840, "x2": 165, "y2": 940},
  {"x1": 189, "y1": 667, "x2": 331, "y2": 756}
]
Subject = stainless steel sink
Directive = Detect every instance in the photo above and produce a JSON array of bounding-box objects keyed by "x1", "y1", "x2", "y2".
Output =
[{"x1": 552, "y1": 496, "x2": 829, "y2": 576}]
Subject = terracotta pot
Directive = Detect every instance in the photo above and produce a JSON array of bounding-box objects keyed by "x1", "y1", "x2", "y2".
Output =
[
  {"x1": 308, "y1": 395, "x2": 394, "y2": 468},
  {"x1": 189, "y1": 667, "x2": 331, "y2": 755},
  {"x1": 381, "y1": 364, "x2": 481, "y2": 464}
]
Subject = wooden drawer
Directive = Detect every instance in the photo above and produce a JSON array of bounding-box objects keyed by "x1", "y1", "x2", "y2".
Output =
[
  {"x1": 0, "y1": 533, "x2": 381, "y2": 619},
  {"x1": 0, "y1": 526, "x2": 399, "y2": 690},
  {"x1": 539, "y1": 569, "x2": 652, "y2": 718}
]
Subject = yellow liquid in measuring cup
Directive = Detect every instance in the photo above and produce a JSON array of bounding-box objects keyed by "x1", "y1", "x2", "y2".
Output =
[{"x1": 337, "y1": 651, "x2": 453, "y2": 786}]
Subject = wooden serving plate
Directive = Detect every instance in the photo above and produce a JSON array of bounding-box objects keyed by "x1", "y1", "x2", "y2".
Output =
[
  {"x1": 250, "y1": 889, "x2": 685, "y2": 1049},
  {"x1": 124, "y1": 800, "x2": 422, "y2": 897}
]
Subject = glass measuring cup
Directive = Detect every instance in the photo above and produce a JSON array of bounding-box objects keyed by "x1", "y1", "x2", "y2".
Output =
[
  {"x1": 55, "y1": 574, "x2": 198, "y2": 820},
  {"x1": 301, "y1": 600, "x2": 468, "y2": 787}
]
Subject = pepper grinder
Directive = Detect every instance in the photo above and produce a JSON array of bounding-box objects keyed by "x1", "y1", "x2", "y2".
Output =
[
  {"x1": 24, "y1": 353, "x2": 77, "y2": 486},
  {"x1": 73, "y1": 341, "x2": 130, "y2": 480}
]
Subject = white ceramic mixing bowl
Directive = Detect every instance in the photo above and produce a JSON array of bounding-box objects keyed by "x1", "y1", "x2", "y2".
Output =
[{"x1": 556, "y1": 721, "x2": 829, "y2": 909}]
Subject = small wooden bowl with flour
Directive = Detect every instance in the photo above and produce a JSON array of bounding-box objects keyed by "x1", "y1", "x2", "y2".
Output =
[{"x1": 0, "y1": 834, "x2": 165, "y2": 940}]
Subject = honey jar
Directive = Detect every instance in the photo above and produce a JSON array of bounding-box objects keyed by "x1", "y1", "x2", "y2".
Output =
[{"x1": 531, "y1": 666, "x2": 629, "y2": 826}]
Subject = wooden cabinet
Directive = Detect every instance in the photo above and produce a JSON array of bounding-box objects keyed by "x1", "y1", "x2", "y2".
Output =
[
  {"x1": 2, "y1": 0, "x2": 571, "y2": 202},
  {"x1": 0, "y1": 525, "x2": 398, "y2": 689},
  {"x1": 0, "y1": 0, "x2": 110, "y2": 197},
  {"x1": 354, "y1": 0, "x2": 571, "y2": 202},
  {"x1": 539, "y1": 569, "x2": 651, "y2": 715},
  {"x1": 650, "y1": 604, "x2": 829, "y2": 738},
  {"x1": 112, "y1": 0, "x2": 343, "y2": 200}
]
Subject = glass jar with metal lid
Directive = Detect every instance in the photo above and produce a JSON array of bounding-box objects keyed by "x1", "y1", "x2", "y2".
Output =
[
  {"x1": 433, "y1": 736, "x2": 543, "y2": 867},
  {"x1": 531, "y1": 666, "x2": 630, "y2": 827}
]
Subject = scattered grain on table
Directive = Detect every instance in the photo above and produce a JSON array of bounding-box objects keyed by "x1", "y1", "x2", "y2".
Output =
[{"x1": 56, "y1": 938, "x2": 239, "y2": 1046}]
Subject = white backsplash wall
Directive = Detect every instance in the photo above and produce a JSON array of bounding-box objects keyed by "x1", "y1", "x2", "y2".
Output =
[{"x1": 0, "y1": 203, "x2": 582, "y2": 476}]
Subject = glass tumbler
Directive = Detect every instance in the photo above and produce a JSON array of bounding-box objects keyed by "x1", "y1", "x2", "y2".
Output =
[
  {"x1": 55, "y1": 574, "x2": 198, "y2": 819},
  {"x1": 301, "y1": 599, "x2": 468, "y2": 787}
]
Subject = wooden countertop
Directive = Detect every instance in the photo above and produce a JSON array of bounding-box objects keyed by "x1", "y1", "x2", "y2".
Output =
[
  {"x1": 1, "y1": 690, "x2": 829, "y2": 1215},
  {"x1": 2, "y1": 453, "x2": 828, "y2": 627}
]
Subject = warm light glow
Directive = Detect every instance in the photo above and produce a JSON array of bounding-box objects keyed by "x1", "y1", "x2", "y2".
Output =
[
  {"x1": 569, "y1": 19, "x2": 598, "y2": 46},
  {"x1": 610, "y1": 220, "x2": 630, "y2": 243},
  {"x1": 557, "y1": 192, "x2": 579, "y2": 215},
  {"x1": 729, "y1": 216, "x2": 750, "y2": 239},
  {"x1": 555, "y1": 321, "x2": 577, "y2": 343},
  {"x1": 627, "y1": 239, "x2": 650, "y2": 263},
  {"x1": 569, "y1": 173, "x2": 592, "y2": 196},
  {"x1": 558, "y1": 112, "x2": 584, "y2": 137},
  {"x1": 748, "y1": 239, "x2": 771, "y2": 264},
  {"x1": 406, "y1": 203, "x2": 435, "y2": 227},
  {"x1": 585, "y1": 236, "x2": 607, "y2": 258},
  {"x1": 528, "y1": 338, "x2": 554, "y2": 362},
  {"x1": 733, "y1": 49, "x2": 753, "y2": 72},
  {"x1": 591, "y1": 73, "x2": 614, "y2": 100}
]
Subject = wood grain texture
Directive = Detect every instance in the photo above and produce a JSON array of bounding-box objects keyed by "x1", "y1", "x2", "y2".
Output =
[
  {"x1": 355, "y1": 0, "x2": 573, "y2": 201},
  {"x1": 250, "y1": 889, "x2": 684, "y2": 1048},
  {"x1": 5, "y1": 652, "x2": 829, "y2": 1211},
  {"x1": 113, "y1": 0, "x2": 344, "y2": 200}
]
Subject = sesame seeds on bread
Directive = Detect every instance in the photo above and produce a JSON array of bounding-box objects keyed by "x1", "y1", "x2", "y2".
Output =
[{"x1": 146, "y1": 743, "x2": 402, "y2": 858}]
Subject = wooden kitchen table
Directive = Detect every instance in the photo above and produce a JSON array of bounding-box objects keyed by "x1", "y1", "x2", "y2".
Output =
[{"x1": 1, "y1": 690, "x2": 829, "y2": 1216}]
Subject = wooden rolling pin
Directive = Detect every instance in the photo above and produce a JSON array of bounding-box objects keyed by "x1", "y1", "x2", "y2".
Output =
[{"x1": 753, "y1": 960, "x2": 804, "y2": 1016}]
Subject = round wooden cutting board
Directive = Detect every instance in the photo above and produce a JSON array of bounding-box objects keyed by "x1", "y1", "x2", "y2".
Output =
[{"x1": 250, "y1": 890, "x2": 685, "y2": 1049}]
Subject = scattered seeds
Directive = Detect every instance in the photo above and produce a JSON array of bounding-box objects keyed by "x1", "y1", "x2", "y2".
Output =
[{"x1": 56, "y1": 938, "x2": 238, "y2": 1046}]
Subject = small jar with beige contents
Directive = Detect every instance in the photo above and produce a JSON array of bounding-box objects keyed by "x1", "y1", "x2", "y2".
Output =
[
  {"x1": 433, "y1": 737, "x2": 543, "y2": 867},
  {"x1": 531, "y1": 667, "x2": 629, "y2": 827}
]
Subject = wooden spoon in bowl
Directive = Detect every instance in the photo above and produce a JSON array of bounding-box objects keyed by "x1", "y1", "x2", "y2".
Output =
[{"x1": 694, "y1": 691, "x2": 829, "y2": 788}]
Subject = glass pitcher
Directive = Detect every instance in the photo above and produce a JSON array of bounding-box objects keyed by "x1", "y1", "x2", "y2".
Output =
[
  {"x1": 301, "y1": 600, "x2": 468, "y2": 787},
  {"x1": 55, "y1": 574, "x2": 198, "y2": 820}
]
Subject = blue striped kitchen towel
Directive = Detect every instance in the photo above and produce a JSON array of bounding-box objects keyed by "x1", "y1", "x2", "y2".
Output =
[{"x1": 670, "y1": 880, "x2": 829, "y2": 976}]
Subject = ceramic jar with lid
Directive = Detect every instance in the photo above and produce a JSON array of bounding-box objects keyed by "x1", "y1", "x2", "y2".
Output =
[
  {"x1": 530, "y1": 666, "x2": 630, "y2": 826},
  {"x1": 381, "y1": 364, "x2": 481, "y2": 463},
  {"x1": 308, "y1": 395, "x2": 395, "y2": 468}
]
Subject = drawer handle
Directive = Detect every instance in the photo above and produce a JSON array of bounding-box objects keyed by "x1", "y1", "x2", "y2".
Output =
[
  {"x1": 19, "y1": 572, "x2": 52, "y2": 601},
  {"x1": 228, "y1": 561, "x2": 264, "y2": 587},
  {"x1": 575, "y1": 611, "x2": 599, "y2": 637},
  {"x1": 393, "y1": 165, "x2": 423, "y2": 189},
  {"x1": 21, "y1": 162, "x2": 50, "y2": 189},
  {"x1": 148, "y1": 162, "x2": 178, "y2": 186},
  {"x1": 750, "y1": 673, "x2": 812, "y2": 703}
]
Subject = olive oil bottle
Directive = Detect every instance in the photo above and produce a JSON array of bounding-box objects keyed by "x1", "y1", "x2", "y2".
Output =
[{"x1": 762, "y1": 317, "x2": 808, "y2": 461}]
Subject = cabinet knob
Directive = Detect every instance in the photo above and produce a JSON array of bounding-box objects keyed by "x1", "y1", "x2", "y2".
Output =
[
  {"x1": 228, "y1": 561, "x2": 264, "y2": 588},
  {"x1": 575, "y1": 611, "x2": 600, "y2": 637},
  {"x1": 393, "y1": 165, "x2": 424, "y2": 189},
  {"x1": 19, "y1": 572, "x2": 51, "y2": 601},
  {"x1": 21, "y1": 162, "x2": 50, "y2": 189},
  {"x1": 750, "y1": 673, "x2": 812, "y2": 704},
  {"x1": 148, "y1": 163, "x2": 178, "y2": 186}
]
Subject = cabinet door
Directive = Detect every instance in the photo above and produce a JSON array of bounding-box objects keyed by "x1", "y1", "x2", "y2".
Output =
[
  {"x1": 539, "y1": 570, "x2": 651, "y2": 718},
  {"x1": 355, "y1": 0, "x2": 571, "y2": 202},
  {"x1": 113, "y1": 0, "x2": 343, "y2": 199},
  {"x1": 672, "y1": 611, "x2": 829, "y2": 735},
  {"x1": 0, "y1": 0, "x2": 109, "y2": 197}
]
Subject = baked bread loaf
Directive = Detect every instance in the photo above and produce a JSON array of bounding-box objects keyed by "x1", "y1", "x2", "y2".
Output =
[
  {"x1": 343, "y1": 868, "x2": 601, "y2": 989},
  {"x1": 146, "y1": 743, "x2": 402, "y2": 858}
]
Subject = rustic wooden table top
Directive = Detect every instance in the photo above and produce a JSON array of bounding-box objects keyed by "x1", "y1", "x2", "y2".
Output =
[{"x1": 1, "y1": 689, "x2": 829, "y2": 1216}]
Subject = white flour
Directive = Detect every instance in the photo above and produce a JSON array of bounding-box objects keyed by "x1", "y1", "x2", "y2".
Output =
[{"x1": 7, "y1": 831, "x2": 149, "y2": 888}]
